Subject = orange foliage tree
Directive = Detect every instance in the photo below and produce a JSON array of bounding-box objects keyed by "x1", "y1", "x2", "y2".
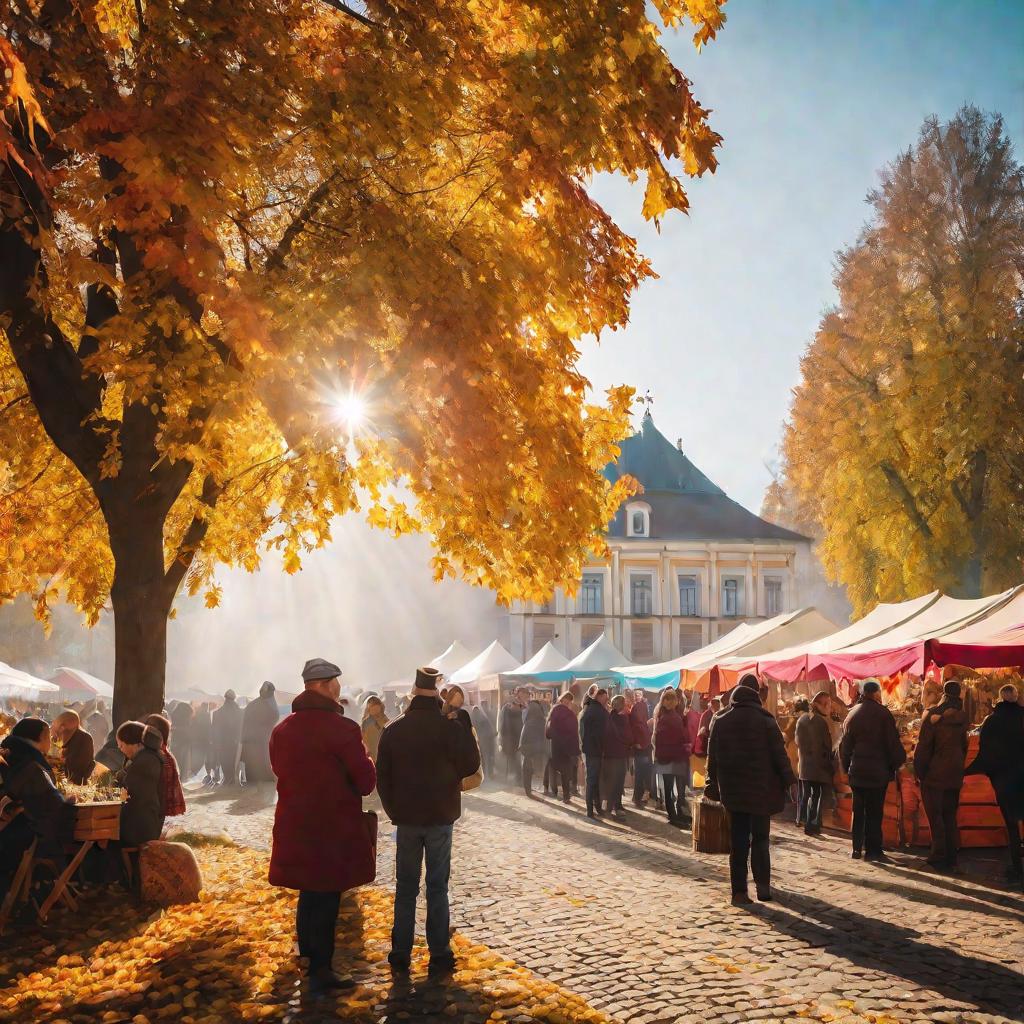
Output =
[{"x1": 0, "y1": 0, "x2": 725, "y2": 722}]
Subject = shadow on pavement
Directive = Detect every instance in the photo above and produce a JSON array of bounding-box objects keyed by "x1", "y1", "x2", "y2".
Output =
[{"x1": 761, "y1": 887, "x2": 1024, "y2": 1019}]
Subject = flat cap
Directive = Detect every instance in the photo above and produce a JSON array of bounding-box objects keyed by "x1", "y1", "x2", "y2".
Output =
[{"x1": 302, "y1": 658, "x2": 342, "y2": 683}]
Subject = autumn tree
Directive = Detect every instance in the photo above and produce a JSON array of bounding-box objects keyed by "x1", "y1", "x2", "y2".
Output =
[
  {"x1": 780, "y1": 107, "x2": 1024, "y2": 615},
  {"x1": 0, "y1": 0, "x2": 725, "y2": 722}
]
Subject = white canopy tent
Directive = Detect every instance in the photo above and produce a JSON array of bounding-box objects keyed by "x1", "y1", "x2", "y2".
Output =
[
  {"x1": 51, "y1": 666, "x2": 115, "y2": 700},
  {"x1": 0, "y1": 662, "x2": 61, "y2": 700},
  {"x1": 563, "y1": 632, "x2": 630, "y2": 674},
  {"x1": 507, "y1": 641, "x2": 569, "y2": 675},
  {"x1": 449, "y1": 640, "x2": 520, "y2": 685},
  {"x1": 429, "y1": 641, "x2": 475, "y2": 678}
]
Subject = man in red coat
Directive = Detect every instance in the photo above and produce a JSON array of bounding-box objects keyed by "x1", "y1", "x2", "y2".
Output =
[{"x1": 269, "y1": 658, "x2": 376, "y2": 996}]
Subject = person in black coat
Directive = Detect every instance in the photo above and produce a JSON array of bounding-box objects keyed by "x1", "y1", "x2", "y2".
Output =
[
  {"x1": 115, "y1": 721, "x2": 166, "y2": 846},
  {"x1": 578, "y1": 689, "x2": 609, "y2": 819},
  {"x1": 212, "y1": 691, "x2": 244, "y2": 787},
  {"x1": 0, "y1": 719, "x2": 76, "y2": 890},
  {"x1": 497, "y1": 687, "x2": 527, "y2": 780},
  {"x1": 470, "y1": 704, "x2": 497, "y2": 778},
  {"x1": 518, "y1": 699, "x2": 547, "y2": 798},
  {"x1": 241, "y1": 682, "x2": 280, "y2": 788},
  {"x1": 376, "y1": 668, "x2": 480, "y2": 978},
  {"x1": 839, "y1": 680, "x2": 906, "y2": 862},
  {"x1": 706, "y1": 676, "x2": 796, "y2": 905},
  {"x1": 602, "y1": 695, "x2": 632, "y2": 819},
  {"x1": 966, "y1": 683, "x2": 1024, "y2": 883}
]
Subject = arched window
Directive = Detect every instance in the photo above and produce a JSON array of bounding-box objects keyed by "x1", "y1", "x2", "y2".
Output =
[{"x1": 626, "y1": 502, "x2": 650, "y2": 538}]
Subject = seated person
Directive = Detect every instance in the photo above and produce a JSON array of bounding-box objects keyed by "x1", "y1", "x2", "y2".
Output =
[
  {"x1": 0, "y1": 719, "x2": 76, "y2": 892},
  {"x1": 115, "y1": 722, "x2": 166, "y2": 846},
  {"x1": 52, "y1": 710, "x2": 96, "y2": 785}
]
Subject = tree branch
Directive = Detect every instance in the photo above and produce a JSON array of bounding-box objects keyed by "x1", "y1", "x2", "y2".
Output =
[
  {"x1": 879, "y1": 461, "x2": 933, "y2": 538},
  {"x1": 318, "y1": 0, "x2": 382, "y2": 29},
  {"x1": 164, "y1": 473, "x2": 224, "y2": 597}
]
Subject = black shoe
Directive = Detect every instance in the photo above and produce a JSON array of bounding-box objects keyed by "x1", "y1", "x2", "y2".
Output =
[
  {"x1": 731, "y1": 891, "x2": 753, "y2": 906},
  {"x1": 308, "y1": 969, "x2": 355, "y2": 995},
  {"x1": 428, "y1": 956, "x2": 456, "y2": 978},
  {"x1": 851, "y1": 849, "x2": 862, "y2": 860},
  {"x1": 587, "y1": 810, "x2": 597, "y2": 819},
  {"x1": 864, "y1": 853, "x2": 892, "y2": 864},
  {"x1": 387, "y1": 954, "x2": 411, "y2": 975},
  {"x1": 756, "y1": 887, "x2": 773, "y2": 902}
]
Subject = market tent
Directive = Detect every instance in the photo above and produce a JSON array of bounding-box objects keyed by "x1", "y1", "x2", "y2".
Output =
[
  {"x1": 816, "y1": 588, "x2": 1019, "y2": 680},
  {"x1": 507, "y1": 642, "x2": 569, "y2": 675},
  {"x1": 429, "y1": 641, "x2": 474, "y2": 678},
  {"x1": 449, "y1": 640, "x2": 520, "y2": 685},
  {"x1": 0, "y1": 662, "x2": 61, "y2": 700},
  {"x1": 614, "y1": 621, "x2": 754, "y2": 685},
  {"x1": 563, "y1": 632, "x2": 630, "y2": 674},
  {"x1": 51, "y1": 666, "x2": 115, "y2": 700},
  {"x1": 928, "y1": 587, "x2": 1024, "y2": 668},
  {"x1": 722, "y1": 590, "x2": 944, "y2": 682}
]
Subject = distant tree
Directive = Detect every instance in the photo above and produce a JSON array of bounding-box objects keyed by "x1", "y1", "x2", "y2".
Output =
[
  {"x1": 0, "y1": 0, "x2": 726, "y2": 721},
  {"x1": 781, "y1": 107, "x2": 1024, "y2": 615}
]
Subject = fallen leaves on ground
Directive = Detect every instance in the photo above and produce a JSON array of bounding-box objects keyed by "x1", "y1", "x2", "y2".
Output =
[{"x1": 0, "y1": 837, "x2": 615, "y2": 1023}]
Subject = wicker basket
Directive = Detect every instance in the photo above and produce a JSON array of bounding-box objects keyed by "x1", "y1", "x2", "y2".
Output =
[{"x1": 73, "y1": 801, "x2": 121, "y2": 842}]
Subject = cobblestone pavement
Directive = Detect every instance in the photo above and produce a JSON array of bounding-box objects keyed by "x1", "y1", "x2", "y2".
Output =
[{"x1": 176, "y1": 781, "x2": 1024, "y2": 1024}]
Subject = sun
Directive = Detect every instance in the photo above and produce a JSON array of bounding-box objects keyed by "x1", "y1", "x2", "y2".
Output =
[{"x1": 332, "y1": 390, "x2": 368, "y2": 434}]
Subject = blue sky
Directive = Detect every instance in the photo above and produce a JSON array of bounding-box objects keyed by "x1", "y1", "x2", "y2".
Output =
[{"x1": 582, "y1": 0, "x2": 1024, "y2": 512}]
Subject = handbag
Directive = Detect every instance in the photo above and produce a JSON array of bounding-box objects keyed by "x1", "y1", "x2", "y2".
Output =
[
  {"x1": 462, "y1": 727, "x2": 485, "y2": 791},
  {"x1": 362, "y1": 809, "x2": 378, "y2": 859}
]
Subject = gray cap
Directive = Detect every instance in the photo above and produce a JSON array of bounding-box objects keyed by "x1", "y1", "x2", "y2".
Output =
[{"x1": 302, "y1": 658, "x2": 342, "y2": 683}]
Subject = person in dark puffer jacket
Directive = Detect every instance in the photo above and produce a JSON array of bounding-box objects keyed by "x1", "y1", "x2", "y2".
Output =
[
  {"x1": 578, "y1": 690, "x2": 609, "y2": 819},
  {"x1": 915, "y1": 679, "x2": 970, "y2": 870},
  {"x1": 706, "y1": 675, "x2": 795, "y2": 905},
  {"x1": 601, "y1": 695, "x2": 631, "y2": 819}
]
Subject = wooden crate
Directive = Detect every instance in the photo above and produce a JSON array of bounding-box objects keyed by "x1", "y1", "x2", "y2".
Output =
[
  {"x1": 691, "y1": 798, "x2": 731, "y2": 854},
  {"x1": 74, "y1": 801, "x2": 121, "y2": 842}
]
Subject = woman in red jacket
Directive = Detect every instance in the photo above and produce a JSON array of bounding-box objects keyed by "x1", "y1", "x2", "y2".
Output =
[{"x1": 653, "y1": 689, "x2": 692, "y2": 827}]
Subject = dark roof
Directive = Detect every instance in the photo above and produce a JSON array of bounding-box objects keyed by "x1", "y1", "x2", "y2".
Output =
[{"x1": 604, "y1": 412, "x2": 808, "y2": 544}]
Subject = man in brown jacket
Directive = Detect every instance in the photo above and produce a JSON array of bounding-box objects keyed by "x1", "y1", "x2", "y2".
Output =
[
  {"x1": 52, "y1": 710, "x2": 95, "y2": 785},
  {"x1": 914, "y1": 679, "x2": 970, "y2": 870}
]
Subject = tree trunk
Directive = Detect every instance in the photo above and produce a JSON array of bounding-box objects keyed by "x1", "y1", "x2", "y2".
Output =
[
  {"x1": 955, "y1": 554, "x2": 984, "y2": 599},
  {"x1": 109, "y1": 514, "x2": 174, "y2": 726}
]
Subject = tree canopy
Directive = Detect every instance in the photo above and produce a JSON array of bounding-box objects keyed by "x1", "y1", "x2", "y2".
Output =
[
  {"x1": 779, "y1": 107, "x2": 1024, "y2": 614},
  {"x1": 0, "y1": 0, "x2": 725, "y2": 717}
]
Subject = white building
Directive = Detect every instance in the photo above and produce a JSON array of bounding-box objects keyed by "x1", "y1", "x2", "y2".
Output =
[{"x1": 508, "y1": 412, "x2": 815, "y2": 664}]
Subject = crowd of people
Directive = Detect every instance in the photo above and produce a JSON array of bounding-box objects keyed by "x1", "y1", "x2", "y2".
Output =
[{"x1": 2, "y1": 659, "x2": 1022, "y2": 997}]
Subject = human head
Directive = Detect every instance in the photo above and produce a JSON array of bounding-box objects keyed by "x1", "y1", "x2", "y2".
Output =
[
  {"x1": 11, "y1": 717, "x2": 50, "y2": 753},
  {"x1": 942, "y1": 679, "x2": 962, "y2": 700},
  {"x1": 610, "y1": 694, "x2": 626, "y2": 712},
  {"x1": 513, "y1": 686, "x2": 528, "y2": 704},
  {"x1": 998, "y1": 683, "x2": 1019, "y2": 704},
  {"x1": 446, "y1": 685, "x2": 466, "y2": 710},
  {"x1": 116, "y1": 720, "x2": 147, "y2": 757},
  {"x1": 710, "y1": 696, "x2": 722, "y2": 712},
  {"x1": 812, "y1": 690, "x2": 831, "y2": 714},
  {"x1": 659, "y1": 689, "x2": 678, "y2": 712},
  {"x1": 794, "y1": 697, "x2": 810, "y2": 715},
  {"x1": 302, "y1": 658, "x2": 343, "y2": 703},
  {"x1": 413, "y1": 666, "x2": 441, "y2": 699},
  {"x1": 364, "y1": 695, "x2": 385, "y2": 719},
  {"x1": 861, "y1": 680, "x2": 882, "y2": 702},
  {"x1": 559, "y1": 691, "x2": 574, "y2": 706},
  {"x1": 587, "y1": 683, "x2": 599, "y2": 698},
  {"x1": 259, "y1": 681, "x2": 275, "y2": 699},
  {"x1": 224, "y1": 689, "x2": 237, "y2": 702},
  {"x1": 52, "y1": 709, "x2": 81, "y2": 743},
  {"x1": 595, "y1": 688, "x2": 609, "y2": 707},
  {"x1": 145, "y1": 713, "x2": 171, "y2": 747},
  {"x1": 738, "y1": 674, "x2": 760, "y2": 691}
]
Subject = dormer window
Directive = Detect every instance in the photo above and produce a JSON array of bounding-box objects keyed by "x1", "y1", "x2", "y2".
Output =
[{"x1": 626, "y1": 501, "x2": 651, "y2": 538}]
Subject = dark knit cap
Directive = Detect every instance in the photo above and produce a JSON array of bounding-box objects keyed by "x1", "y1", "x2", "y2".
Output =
[
  {"x1": 738, "y1": 674, "x2": 760, "y2": 691},
  {"x1": 861, "y1": 680, "x2": 881, "y2": 695},
  {"x1": 942, "y1": 679, "x2": 962, "y2": 698},
  {"x1": 415, "y1": 667, "x2": 440, "y2": 691}
]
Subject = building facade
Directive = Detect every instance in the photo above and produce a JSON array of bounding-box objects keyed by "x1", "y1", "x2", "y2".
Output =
[{"x1": 508, "y1": 412, "x2": 814, "y2": 664}]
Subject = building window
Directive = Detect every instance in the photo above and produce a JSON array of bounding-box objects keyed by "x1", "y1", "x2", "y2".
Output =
[
  {"x1": 538, "y1": 593, "x2": 555, "y2": 614},
  {"x1": 722, "y1": 577, "x2": 744, "y2": 617},
  {"x1": 532, "y1": 622, "x2": 555, "y2": 654},
  {"x1": 580, "y1": 573, "x2": 603, "y2": 615},
  {"x1": 678, "y1": 623, "x2": 703, "y2": 655},
  {"x1": 580, "y1": 623, "x2": 604, "y2": 651},
  {"x1": 626, "y1": 503, "x2": 650, "y2": 537},
  {"x1": 678, "y1": 574, "x2": 700, "y2": 616},
  {"x1": 765, "y1": 577, "x2": 783, "y2": 616},
  {"x1": 630, "y1": 574, "x2": 653, "y2": 616},
  {"x1": 631, "y1": 622, "x2": 655, "y2": 662}
]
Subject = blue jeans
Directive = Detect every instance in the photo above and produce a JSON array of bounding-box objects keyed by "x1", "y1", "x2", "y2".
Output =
[{"x1": 391, "y1": 824, "x2": 454, "y2": 963}]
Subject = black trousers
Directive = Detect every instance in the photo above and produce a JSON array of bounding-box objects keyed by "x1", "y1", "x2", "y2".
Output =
[
  {"x1": 549, "y1": 755, "x2": 573, "y2": 800},
  {"x1": 729, "y1": 812, "x2": 771, "y2": 894},
  {"x1": 922, "y1": 785, "x2": 960, "y2": 865},
  {"x1": 851, "y1": 785, "x2": 886, "y2": 857},
  {"x1": 997, "y1": 794, "x2": 1023, "y2": 873},
  {"x1": 521, "y1": 754, "x2": 536, "y2": 796},
  {"x1": 296, "y1": 890, "x2": 341, "y2": 974}
]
